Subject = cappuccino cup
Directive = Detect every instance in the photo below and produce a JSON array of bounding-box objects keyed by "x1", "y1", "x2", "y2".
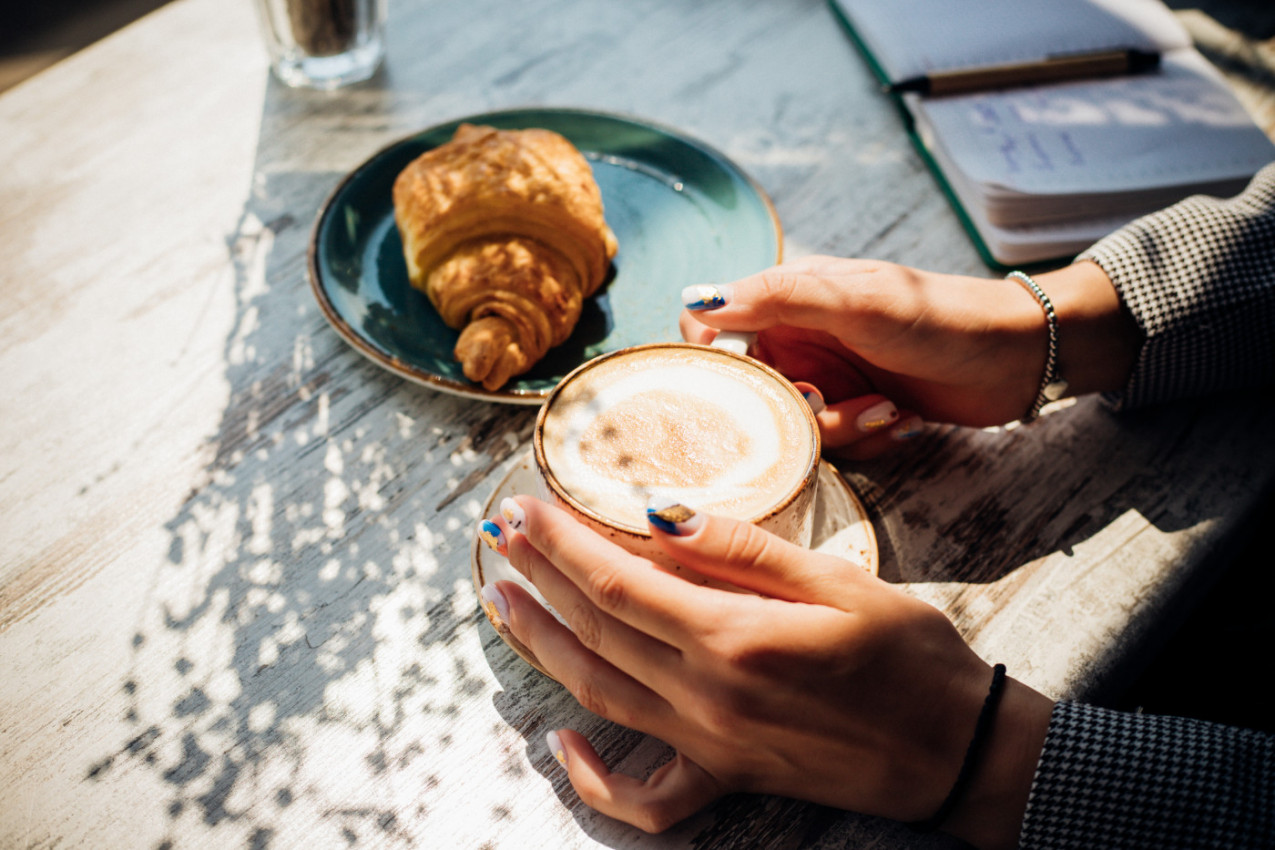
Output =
[{"x1": 533, "y1": 342, "x2": 820, "y2": 567}]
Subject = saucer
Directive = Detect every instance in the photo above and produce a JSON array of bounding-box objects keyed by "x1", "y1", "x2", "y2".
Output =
[{"x1": 471, "y1": 451, "x2": 877, "y2": 677}]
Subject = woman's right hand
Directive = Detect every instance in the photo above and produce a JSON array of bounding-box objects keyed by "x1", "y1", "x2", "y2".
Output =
[
  {"x1": 483, "y1": 496, "x2": 1055, "y2": 849},
  {"x1": 681, "y1": 255, "x2": 1139, "y2": 442}
]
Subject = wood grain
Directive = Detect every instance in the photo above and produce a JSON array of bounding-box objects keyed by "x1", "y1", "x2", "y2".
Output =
[{"x1": 1, "y1": 0, "x2": 1272, "y2": 847}]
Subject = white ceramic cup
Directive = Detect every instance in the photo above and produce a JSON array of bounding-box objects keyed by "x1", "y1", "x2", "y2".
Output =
[{"x1": 533, "y1": 340, "x2": 820, "y2": 572}]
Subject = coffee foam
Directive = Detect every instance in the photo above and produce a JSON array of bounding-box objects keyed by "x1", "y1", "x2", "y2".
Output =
[{"x1": 541, "y1": 348, "x2": 814, "y2": 530}]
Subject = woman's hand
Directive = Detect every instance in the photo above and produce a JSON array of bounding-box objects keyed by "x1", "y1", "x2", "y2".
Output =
[
  {"x1": 681, "y1": 256, "x2": 1140, "y2": 445},
  {"x1": 480, "y1": 497, "x2": 1054, "y2": 849}
]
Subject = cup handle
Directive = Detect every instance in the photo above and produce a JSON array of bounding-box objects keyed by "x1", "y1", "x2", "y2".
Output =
[{"x1": 710, "y1": 331, "x2": 757, "y2": 357}]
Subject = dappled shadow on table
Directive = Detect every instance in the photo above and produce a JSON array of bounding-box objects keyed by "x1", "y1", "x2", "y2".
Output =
[{"x1": 81, "y1": 76, "x2": 540, "y2": 847}]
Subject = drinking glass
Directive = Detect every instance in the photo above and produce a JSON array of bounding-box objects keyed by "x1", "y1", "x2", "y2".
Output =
[{"x1": 255, "y1": 0, "x2": 386, "y2": 90}]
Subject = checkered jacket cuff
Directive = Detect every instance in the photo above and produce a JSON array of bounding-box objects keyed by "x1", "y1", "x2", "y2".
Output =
[
  {"x1": 1078, "y1": 161, "x2": 1275, "y2": 410},
  {"x1": 1019, "y1": 701, "x2": 1274, "y2": 849}
]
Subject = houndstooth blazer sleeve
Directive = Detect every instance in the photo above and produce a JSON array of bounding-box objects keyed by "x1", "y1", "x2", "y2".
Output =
[
  {"x1": 1018, "y1": 167, "x2": 1275, "y2": 848},
  {"x1": 1076, "y1": 161, "x2": 1275, "y2": 409},
  {"x1": 1018, "y1": 702, "x2": 1274, "y2": 848}
]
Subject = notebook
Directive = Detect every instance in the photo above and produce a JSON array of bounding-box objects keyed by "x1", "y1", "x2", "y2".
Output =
[{"x1": 830, "y1": 0, "x2": 1275, "y2": 267}]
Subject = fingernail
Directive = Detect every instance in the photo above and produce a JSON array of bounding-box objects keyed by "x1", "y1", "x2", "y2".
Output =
[
  {"x1": 546, "y1": 730, "x2": 568, "y2": 769},
  {"x1": 480, "y1": 582, "x2": 509, "y2": 628},
  {"x1": 681, "y1": 283, "x2": 731, "y2": 311},
  {"x1": 646, "y1": 498, "x2": 705, "y2": 536},
  {"x1": 499, "y1": 497, "x2": 526, "y2": 532},
  {"x1": 856, "y1": 400, "x2": 899, "y2": 432},
  {"x1": 891, "y1": 415, "x2": 924, "y2": 441},
  {"x1": 802, "y1": 388, "x2": 826, "y2": 415},
  {"x1": 477, "y1": 518, "x2": 507, "y2": 557}
]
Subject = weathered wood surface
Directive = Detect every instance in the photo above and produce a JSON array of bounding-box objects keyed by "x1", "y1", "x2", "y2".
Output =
[{"x1": 1, "y1": 1, "x2": 1273, "y2": 848}]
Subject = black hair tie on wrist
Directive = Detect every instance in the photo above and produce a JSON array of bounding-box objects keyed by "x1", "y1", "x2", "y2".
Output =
[{"x1": 910, "y1": 663, "x2": 1009, "y2": 833}]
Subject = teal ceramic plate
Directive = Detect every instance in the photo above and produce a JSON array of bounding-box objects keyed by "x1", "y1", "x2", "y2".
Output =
[{"x1": 308, "y1": 108, "x2": 782, "y2": 404}]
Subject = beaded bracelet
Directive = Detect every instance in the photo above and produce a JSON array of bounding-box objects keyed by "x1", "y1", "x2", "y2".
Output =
[
  {"x1": 1007, "y1": 271, "x2": 1068, "y2": 421},
  {"x1": 910, "y1": 663, "x2": 1009, "y2": 833}
]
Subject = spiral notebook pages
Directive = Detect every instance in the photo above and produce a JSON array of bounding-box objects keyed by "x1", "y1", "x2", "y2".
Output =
[{"x1": 830, "y1": 0, "x2": 1275, "y2": 266}]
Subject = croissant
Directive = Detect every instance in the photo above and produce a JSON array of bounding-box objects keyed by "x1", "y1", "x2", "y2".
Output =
[{"x1": 392, "y1": 123, "x2": 618, "y2": 390}]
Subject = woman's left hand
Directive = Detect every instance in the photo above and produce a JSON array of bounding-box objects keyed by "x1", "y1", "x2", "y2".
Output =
[{"x1": 479, "y1": 497, "x2": 1052, "y2": 848}]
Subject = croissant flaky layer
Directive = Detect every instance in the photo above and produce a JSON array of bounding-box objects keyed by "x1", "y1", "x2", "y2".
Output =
[{"x1": 392, "y1": 124, "x2": 617, "y2": 390}]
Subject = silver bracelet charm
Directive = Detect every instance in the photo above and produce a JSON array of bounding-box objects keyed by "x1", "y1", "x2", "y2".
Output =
[{"x1": 1007, "y1": 270, "x2": 1069, "y2": 421}]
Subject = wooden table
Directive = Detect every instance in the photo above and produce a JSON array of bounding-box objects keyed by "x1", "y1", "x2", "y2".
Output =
[{"x1": 2, "y1": 1, "x2": 1272, "y2": 847}]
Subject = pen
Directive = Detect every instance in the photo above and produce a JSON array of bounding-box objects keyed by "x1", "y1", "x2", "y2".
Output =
[{"x1": 888, "y1": 48, "x2": 1161, "y2": 97}]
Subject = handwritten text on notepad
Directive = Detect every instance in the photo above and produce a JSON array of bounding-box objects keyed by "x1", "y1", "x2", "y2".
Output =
[{"x1": 920, "y1": 51, "x2": 1272, "y2": 194}]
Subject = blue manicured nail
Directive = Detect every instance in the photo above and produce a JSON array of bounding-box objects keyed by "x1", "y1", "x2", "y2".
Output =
[
  {"x1": 803, "y1": 389, "x2": 826, "y2": 415},
  {"x1": 477, "y1": 518, "x2": 507, "y2": 556},
  {"x1": 891, "y1": 415, "x2": 925, "y2": 441},
  {"x1": 646, "y1": 498, "x2": 705, "y2": 536},
  {"x1": 681, "y1": 283, "x2": 731, "y2": 311}
]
